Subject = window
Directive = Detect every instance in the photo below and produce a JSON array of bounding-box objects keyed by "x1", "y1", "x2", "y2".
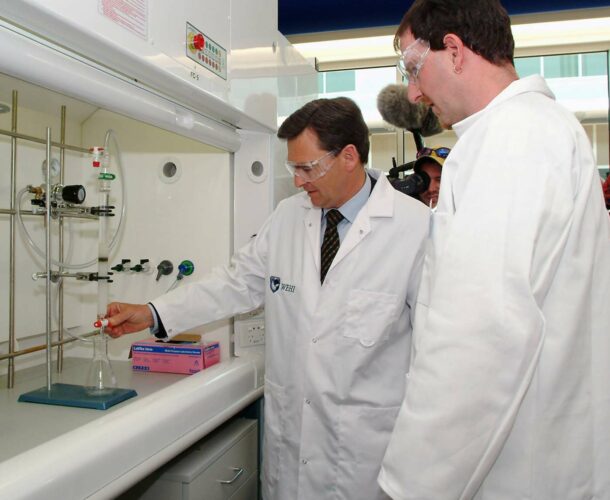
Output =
[
  {"x1": 544, "y1": 54, "x2": 579, "y2": 78},
  {"x1": 515, "y1": 57, "x2": 541, "y2": 77},
  {"x1": 582, "y1": 52, "x2": 607, "y2": 77},
  {"x1": 306, "y1": 50, "x2": 609, "y2": 173},
  {"x1": 317, "y1": 70, "x2": 356, "y2": 93},
  {"x1": 514, "y1": 52, "x2": 609, "y2": 79}
]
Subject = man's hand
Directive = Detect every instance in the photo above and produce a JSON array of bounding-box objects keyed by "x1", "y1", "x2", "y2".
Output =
[{"x1": 105, "y1": 302, "x2": 154, "y2": 338}]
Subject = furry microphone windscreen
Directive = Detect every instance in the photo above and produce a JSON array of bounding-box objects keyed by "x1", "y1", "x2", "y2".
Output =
[{"x1": 377, "y1": 84, "x2": 442, "y2": 136}]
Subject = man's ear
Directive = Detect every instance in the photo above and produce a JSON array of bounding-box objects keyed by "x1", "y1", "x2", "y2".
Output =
[
  {"x1": 341, "y1": 144, "x2": 360, "y2": 172},
  {"x1": 443, "y1": 33, "x2": 465, "y2": 73}
]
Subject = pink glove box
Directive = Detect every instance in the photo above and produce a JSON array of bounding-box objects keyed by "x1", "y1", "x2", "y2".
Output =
[{"x1": 131, "y1": 335, "x2": 220, "y2": 375}]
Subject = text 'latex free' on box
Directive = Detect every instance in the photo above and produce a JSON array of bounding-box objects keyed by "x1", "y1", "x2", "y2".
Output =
[{"x1": 131, "y1": 335, "x2": 220, "y2": 375}]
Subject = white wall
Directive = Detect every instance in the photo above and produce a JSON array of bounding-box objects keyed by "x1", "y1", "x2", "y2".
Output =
[
  {"x1": 0, "y1": 75, "x2": 234, "y2": 377},
  {"x1": 80, "y1": 110, "x2": 232, "y2": 362}
]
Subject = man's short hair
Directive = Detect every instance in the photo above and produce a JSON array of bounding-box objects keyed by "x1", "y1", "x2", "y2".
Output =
[
  {"x1": 278, "y1": 97, "x2": 370, "y2": 164},
  {"x1": 395, "y1": 0, "x2": 514, "y2": 66}
]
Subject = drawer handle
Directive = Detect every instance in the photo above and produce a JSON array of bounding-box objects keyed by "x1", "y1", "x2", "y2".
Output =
[{"x1": 218, "y1": 467, "x2": 245, "y2": 485}]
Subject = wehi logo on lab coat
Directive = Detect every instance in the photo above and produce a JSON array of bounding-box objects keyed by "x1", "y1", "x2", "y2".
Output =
[{"x1": 269, "y1": 276, "x2": 296, "y2": 294}]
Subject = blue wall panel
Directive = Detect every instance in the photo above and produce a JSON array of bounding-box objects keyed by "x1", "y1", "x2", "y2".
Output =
[{"x1": 279, "y1": 0, "x2": 610, "y2": 35}]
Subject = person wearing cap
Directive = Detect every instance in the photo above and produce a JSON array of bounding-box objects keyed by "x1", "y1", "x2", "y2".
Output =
[{"x1": 413, "y1": 146, "x2": 450, "y2": 208}]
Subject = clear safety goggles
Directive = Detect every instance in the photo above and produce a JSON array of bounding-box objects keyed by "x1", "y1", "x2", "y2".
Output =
[
  {"x1": 285, "y1": 149, "x2": 338, "y2": 182},
  {"x1": 397, "y1": 38, "x2": 430, "y2": 84}
]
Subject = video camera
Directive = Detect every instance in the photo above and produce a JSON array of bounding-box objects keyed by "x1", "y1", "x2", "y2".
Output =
[{"x1": 387, "y1": 158, "x2": 430, "y2": 198}]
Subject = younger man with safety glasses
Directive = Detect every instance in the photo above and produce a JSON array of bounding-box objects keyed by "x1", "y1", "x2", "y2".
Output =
[{"x1": 380, "y1": 1, "x2": 610, "y2": 499}]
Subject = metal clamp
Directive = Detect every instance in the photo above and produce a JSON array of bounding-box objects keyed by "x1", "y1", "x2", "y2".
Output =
[
  {"x1": 31, "y1": 271, "x2": 113, "y2": 283},
  {"x1": 217, "y1": 467, "x2": 244, "y2": 484},
  {"x1": 90, "y1": 205, "x2": 115, "y2": 217}
]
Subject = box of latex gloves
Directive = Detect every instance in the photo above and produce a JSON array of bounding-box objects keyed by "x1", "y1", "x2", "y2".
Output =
[{"x1": 131, "y1": 334, "x2": 220, "y2": 375}]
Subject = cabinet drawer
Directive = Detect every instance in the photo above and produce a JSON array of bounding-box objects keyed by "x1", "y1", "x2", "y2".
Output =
[
  {"x1": 187, "y1": 422, "x2": 257, "y2": 499},
  {"x1": 229, "y1": 473, "x2": 257, "y2": 500},
  {"x1": 132, "y1": 418, "x2": 258, "y2": 500}
]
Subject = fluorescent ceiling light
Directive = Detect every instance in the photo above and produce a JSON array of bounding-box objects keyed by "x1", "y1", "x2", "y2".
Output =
[
  {"x1": 294, "y1": 35, "x2": 394, "y2": 64},
  {"x1": 294, "y1": 16, "x2": 610, "y2": 66},
  {"x1": 512, "y1": 16, "x2": 610, "y2": 47}
]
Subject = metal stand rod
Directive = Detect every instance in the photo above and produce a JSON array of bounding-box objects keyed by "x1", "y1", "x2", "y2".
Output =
[
  {"x1": 0, "y1": 207, "x2": 97, "y2": 219},
  {"x1": 58, "y1": 105, "x2": 66, "y2": 373},
  {"x1": 7, "y1": 90, "x2": 18, "y2": 388},
  {"x1": 0, "y1": 128, "x2": 89, "y2": 154},
  {"x1": 0, "y1": 331, "x2": 97, "y2": 361},
  {"x1": 45, "y1": 127, "x2": 52, "y2": 391}
]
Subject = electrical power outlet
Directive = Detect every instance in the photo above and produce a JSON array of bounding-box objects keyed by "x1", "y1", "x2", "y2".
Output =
[{"x1": 235, "y1": 318, "x2": 266, "y2": 347}]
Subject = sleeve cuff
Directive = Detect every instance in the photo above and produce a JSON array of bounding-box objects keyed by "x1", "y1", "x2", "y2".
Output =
[{"x1": 147, "y1": 302, "x2": 169, "y2": 340}]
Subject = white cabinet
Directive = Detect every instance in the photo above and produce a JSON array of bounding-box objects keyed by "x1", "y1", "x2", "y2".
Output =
[{"x1": 122, "y1": 418, "x2": 258, "y2": 500}]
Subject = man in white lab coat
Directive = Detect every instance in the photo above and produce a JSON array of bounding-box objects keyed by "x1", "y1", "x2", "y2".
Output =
[
  {"x1": 106, "y1": 97, "x2": 430, "y2": 499},
  {"x1": 378, "y1": 1, "x2": 610, "y2": 499}
]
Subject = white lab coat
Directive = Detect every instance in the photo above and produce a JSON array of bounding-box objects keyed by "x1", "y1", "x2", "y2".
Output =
[
  {"x1": 379, "y1": 75, "x2": 610, "y2": 500},
  {"x1": 153, "y1": 170, "x2": 430, "y2": 500}
]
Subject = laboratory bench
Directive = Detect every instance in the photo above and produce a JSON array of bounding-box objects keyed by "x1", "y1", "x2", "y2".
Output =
[{"x1": 0, "y1": 354, "x2": 264, "y2": 500}]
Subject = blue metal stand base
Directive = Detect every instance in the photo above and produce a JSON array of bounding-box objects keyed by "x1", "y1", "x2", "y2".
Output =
[{"x1": 18, "y1": 383, "x2": 137, "y2": 410}]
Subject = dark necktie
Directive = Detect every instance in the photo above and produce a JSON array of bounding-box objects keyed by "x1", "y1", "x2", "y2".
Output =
[{"x1": 320, "y1": 209, "x2": 344, "y2": 283}]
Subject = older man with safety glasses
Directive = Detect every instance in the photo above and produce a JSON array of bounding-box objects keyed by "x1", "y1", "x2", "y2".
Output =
[
  {"x1": 378, "y1": 1, "x2": 610, "y2": 500},
  {"x1": 256, "y1": 96, "x2": 430, "y2": 500},
  {"x1": 105, "y1": 96, "x2": 430, "y2": 500}
]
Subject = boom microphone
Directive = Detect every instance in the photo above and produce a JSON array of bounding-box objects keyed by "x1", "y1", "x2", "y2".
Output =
[{"x1": 377, "y1": 84, "x2": 443, "y2": 137}]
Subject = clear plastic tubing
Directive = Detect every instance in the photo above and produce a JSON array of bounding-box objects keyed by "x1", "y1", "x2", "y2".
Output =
[{"x1": 15, "y1": 129, "x2": 127, "y2": 270}]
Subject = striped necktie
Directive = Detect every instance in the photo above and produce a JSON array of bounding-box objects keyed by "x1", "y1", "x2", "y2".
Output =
[{"x1": 320, "y1": 209, "x2": 344, "y2": 283}]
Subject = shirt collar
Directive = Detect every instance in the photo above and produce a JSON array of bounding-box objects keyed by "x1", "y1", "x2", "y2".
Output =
[
  {"x1": 453, "y1": 75, "x2": 555, "y2": 138},
  {"x1": 323, "y1": 172, "x2": 371, "y2": 223}
]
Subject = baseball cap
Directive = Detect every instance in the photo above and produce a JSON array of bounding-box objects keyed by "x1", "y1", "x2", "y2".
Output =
[{"x1": 414, "y1": 146, "x2": 450, "y2": 172}]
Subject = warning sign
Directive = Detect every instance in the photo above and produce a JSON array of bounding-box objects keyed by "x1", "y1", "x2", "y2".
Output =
[{"x1": 99, "y1": 0, "x2": 148, "y2": 40}]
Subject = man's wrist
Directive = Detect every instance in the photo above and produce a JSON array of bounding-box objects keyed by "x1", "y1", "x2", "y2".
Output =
[{"x1": 147, "y1": 303, "x2": 168, "y2": 339}]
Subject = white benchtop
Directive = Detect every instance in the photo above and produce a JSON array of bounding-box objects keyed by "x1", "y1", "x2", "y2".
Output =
[{"x1": 0, "y1": 354, "x2": 264, "y2": 500}]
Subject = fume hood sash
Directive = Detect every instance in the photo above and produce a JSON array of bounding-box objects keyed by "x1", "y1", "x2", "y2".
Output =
[{"x1": 0, "y1": 20, "x2": 241, "y2": 152}]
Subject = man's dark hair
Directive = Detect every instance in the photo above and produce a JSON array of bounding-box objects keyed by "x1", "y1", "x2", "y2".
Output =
[
  {"x1": 278, "y1": 97, "x2": 370, "y2": 164},
  {"x1": 395, "y1": 0, "x2": 514, "y2": 66}
]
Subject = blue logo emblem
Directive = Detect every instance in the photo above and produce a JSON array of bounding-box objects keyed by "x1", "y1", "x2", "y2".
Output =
[{"x1": 270, "y1": 276, "x2": 281, "y2": 293}]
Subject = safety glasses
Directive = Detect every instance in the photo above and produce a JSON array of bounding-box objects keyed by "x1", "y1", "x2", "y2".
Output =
[
  {"x1": 417, "y1": 147, "x2": 451, "y2": 159},
  {"x1": 397, "y1": 38, "x2": 430, "y2": 85},
  {"x1": 285, "y1": 149, "x2": 338, "y2": 182}
]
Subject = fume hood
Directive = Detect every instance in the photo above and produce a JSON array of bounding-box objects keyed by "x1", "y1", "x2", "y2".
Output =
[{"x1": 0, "y1": 1, "x2": 315, "y2": 497}]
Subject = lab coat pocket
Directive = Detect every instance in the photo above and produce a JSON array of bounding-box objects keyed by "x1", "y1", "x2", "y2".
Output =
[
  {"x1": 343, "y1": 289, "x2": 400, "y2": 347},
  {"x1": 262, "y1": 377, "x2": 286, "y2": 491},
  {"x1": 335, "y1": 405, "x2": 401, "y2": 500}
]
